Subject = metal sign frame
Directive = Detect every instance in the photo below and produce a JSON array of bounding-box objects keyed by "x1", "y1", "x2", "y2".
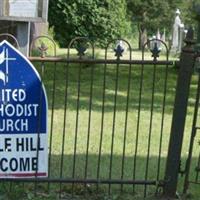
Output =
[
  {"x1": 0, "y1": 0, "x2": 49, "y2": 22},
  {"x1": 0, "y1": 40, "x2": 48, "y2": 178}
]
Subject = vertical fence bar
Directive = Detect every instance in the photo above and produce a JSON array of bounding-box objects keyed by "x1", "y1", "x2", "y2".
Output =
[
  {"x1": 59, "y1": 61, "x2": 69, "y2": 197},
  {"x1": 34, "y1": 60, "x2": 45, "y2": 196},
  {"x1": 133, "y1": 49, "x2": 145, "y2": 193},
  {"x1": 84, "y1": 48, "x2": 95, "y2": 192},
  {"x1": 47, "y1": 46, "x2": 57, "y2": 193},
  {"x1": 183, "y1": 68, "x2": 200, "y2": 193},
  {"x1": 156, "y1": 66, "x2": 168, "y2": 182},
  {"x1": 96, "y1": 53, "x2": 107, "y2": 191},
  {"x1": 163, "y1": 28, "x2": 196, "y2": 197},
  {"x1": 108, "y1": 59, "x2": 119, "y2": 195},
  {"x1": 121, "y1": 43, "x2": 132, "y2": 192},
  {"x1": 195, "y1": 152, "x2": 200, "y2": 182},
  {"x1": 71, "y1": 62, "x2": 82, "y2": 196},
  {"x1": 48, "y1": 61, "x2": 57, "y2": 192},
  {"x1": 144, "y1": 62, "x2": 156, "y2": 197}
]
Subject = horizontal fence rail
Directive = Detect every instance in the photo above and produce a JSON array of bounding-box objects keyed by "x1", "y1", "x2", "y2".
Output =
[
  {"x1": 0, "y1": 35, "x2": 177, "y2": 199},
  {"x1": 28, "y1": 57, "x2": 173, "y2": 65}
]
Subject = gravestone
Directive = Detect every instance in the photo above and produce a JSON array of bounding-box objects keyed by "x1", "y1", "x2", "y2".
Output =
[
  {"x1": 171, "y1": 9, "x2": 184, "y2": 53},
  {"x1": 156, "y1": 29, "x2": 161, "y2": 40},
  {"x1": 156, "y1": 29, "x2": 161, "y2": 49}
]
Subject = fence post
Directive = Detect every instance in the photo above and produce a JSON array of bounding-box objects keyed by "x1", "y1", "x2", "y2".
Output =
[{"x1": 163, "y1": 28, "x2": 196, "y2": 197}]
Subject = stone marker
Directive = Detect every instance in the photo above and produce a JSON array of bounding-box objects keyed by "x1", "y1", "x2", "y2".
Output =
[
  {"x1": 171, "y1": 9, "x2": 184, "y2": 53},
  {"x1": 156, "y1": 29, "x2": 161, "y2": 49}
]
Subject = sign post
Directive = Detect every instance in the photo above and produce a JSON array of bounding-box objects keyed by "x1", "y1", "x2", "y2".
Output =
[{"x1": 0, "y1": 40, "x2": 48, "y2": 178}]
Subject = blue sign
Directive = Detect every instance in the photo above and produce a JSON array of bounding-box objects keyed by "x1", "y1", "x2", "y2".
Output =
[{"x1": 0, "y1": 41, "x2": 48, "y2": 178}]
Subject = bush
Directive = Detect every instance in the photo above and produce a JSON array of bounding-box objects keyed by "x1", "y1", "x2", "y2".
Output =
[{"x1": 49, "y1": 0, "x2": 131, "y2": 47}]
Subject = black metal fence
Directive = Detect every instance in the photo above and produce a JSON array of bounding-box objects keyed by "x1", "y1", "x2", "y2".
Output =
[
  {"x1": 0, "y1": 32, "x2": 198, "y2": 199},
  {"x1": 35, "y1": 38, "x2": 174, "y2": 199}
]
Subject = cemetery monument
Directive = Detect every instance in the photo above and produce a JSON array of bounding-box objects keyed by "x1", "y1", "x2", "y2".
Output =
[{"x1": 171, "y1": 9, "x2": 185, "y2": 53}]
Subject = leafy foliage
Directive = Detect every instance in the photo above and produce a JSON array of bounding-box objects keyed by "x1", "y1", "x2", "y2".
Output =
[
  {"x1": 127, "y1": 0, "x2": 183, "y2": 35},
  {"x1": 49, "y1": 0, "x2": 131, "y2": 47},
  {"x1": 179, "y1": 0, "x2": 200, "y2": 28},
  {"x1": 49, "y1": 0, "x2": 200, "y2": 48}
]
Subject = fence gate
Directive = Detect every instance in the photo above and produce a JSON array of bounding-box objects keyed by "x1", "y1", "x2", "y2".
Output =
[
  {"x1": 0, "y1": 33, "x2": 176, "y2": 199},
  {"x1": 0, "y1": 32, "x2": 196, "y2": 199}
]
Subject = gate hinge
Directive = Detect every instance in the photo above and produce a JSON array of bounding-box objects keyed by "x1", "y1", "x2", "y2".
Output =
[{"x1": 178, "y1": 160, "x2": 186, "y2": 176}]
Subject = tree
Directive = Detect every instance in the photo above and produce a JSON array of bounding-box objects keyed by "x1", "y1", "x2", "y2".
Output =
[
  {"x1": 127, "y1": 0, "x2": 183, "y2": 49},
  {"x1": 49, "y1": 0, "x2": 131, "y2": 47},
  {"x1": 179, "y1": 0, "x2": 200, "y2": 29}
]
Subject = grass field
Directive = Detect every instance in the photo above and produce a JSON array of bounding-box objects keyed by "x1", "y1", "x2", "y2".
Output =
[{"x1": 1, "y1": 47, "x2": 200, "y2": 200}]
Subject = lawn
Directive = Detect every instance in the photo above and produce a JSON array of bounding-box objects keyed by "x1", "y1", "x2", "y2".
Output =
[{"x1": 0, "y1": 47, "x2": 200, "y2": 200}]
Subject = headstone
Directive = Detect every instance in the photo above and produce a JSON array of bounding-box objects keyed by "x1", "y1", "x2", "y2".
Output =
[
  {"x1": 0, "y1": 41, "x2": 48, "y2": 178},
  {"x1": 156, "y1": 29, "x2": 161, "y2": 40},
  {"x1": 171, "y1": 9, "x2": 184, "y2": 52}
]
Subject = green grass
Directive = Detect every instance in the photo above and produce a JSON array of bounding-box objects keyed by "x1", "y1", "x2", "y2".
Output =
[{"x1": 1, "y1": 49, "x2": 200, "y2": 200}]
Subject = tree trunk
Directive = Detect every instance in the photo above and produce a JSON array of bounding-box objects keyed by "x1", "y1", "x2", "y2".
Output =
[{"x1": 138, "y1": 23, "x2": 147, "y2": 50}]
